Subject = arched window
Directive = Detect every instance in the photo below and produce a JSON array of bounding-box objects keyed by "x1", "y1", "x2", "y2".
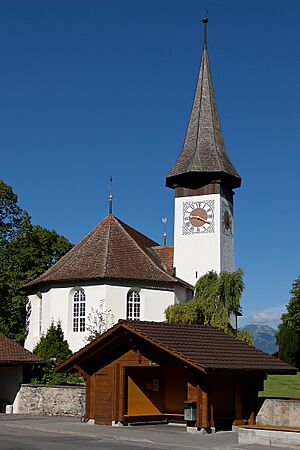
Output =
[
  {"x1": 73, "y1": 289, "x2": 86, "y2": 332},
  {"x1": 126, "y1": 290, "x2": 140, "y2": 321}
]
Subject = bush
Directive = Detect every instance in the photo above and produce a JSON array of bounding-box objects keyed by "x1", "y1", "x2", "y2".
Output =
[{"x1": 31, "y1": 321, "x2": 83, "y2": 385}]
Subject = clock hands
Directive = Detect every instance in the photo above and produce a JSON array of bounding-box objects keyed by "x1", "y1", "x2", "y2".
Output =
[{"x1": 190, "y1": 214, "x2": 211, "y2": 225}]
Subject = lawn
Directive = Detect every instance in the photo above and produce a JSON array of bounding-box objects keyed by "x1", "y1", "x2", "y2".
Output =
[{"x1": 259, "y1": 372, "x2": 300, "y2": 398}]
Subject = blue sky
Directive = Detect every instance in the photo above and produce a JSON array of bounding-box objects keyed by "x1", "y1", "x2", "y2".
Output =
[{"x1": 1, "y1": 0, "x2": 299, "y2": 328}]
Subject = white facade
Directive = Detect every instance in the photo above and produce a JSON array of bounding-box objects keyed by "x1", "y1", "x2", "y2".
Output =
[
  {"x1": 173, "y1": 193, "x2": 234, "y2": 286},
  {"x1": 25, "y1": 283, "x2": 190, "y2": 353},
  {"x1": 0, "y1": 366, "x2": 23, "y2": 404},
  {"x1": 220, "y1": 195, "x2": 234, "y2": 273}
]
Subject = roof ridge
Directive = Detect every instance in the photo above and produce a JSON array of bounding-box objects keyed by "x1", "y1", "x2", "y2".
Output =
[
  {"x1": 192, "y1": 46, "x2": 206, "y2": 171},
  {"x1": 122, "y1": 322, "x2": 206, "y2": 373},
  {"x1": 103, "y1": 215, "x2": 113, "y2": 277},
  {"x1": 205, "y1": 49, "x2": 221, "y2": 164},
  {"x1": 113, "y1": 216, "x2": 159, "y2": 247},
  {"x1": 113, "y1": 218, "x2": 175, "y2": 283}
]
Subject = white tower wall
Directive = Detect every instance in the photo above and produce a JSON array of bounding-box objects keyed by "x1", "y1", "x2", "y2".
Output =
[{"x1": 174, "y1": 193, "x2": 234, "y2": 287}]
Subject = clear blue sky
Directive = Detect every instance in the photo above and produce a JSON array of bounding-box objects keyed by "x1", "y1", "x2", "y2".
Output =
[{"x1": 1, "y1": 0, "x2": 299, "y2": 328}]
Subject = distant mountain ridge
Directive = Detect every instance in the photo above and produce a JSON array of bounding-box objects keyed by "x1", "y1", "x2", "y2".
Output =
[{"x1": 240, "y1": 324, "x2": 278, "y2": 355}]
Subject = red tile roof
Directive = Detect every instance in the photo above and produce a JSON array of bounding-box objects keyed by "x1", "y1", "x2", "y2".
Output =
[
  {"x1": 123, "y1": 321, "x2": 296, "y2": 373},
  {"x1": 150, "y1": 246, "x2": 174, "y2": 271},
  {"x1": 57, "y1": 321, "x2": 297, "y2": 375},
  {"x1": 0, "y1": 334, "x2": 43, "y2": 365},
  {"x1": 25, "y1": 215, "x2": 186, "y2": 291}
]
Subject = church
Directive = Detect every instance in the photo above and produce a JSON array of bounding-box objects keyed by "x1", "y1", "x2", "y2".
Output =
[{"x1": 24, "y1": 17, "x2": 241, "y2": 353}]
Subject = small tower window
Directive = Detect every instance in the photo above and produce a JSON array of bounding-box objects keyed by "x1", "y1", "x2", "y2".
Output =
[
  {"x1": 127, "y1": 290, "x2": 140, "y2": 321},
  {"x1": 73, "y1": 289, "x2": 86, "y2": 332}
]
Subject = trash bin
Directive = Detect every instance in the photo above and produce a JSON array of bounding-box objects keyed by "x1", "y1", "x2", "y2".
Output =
[
  {"x1": 5, "y1": 405, "x2": 13, "y2": 414},
  {"x1": 184, "y1": 401, "x2": 197, "y2": 422}
]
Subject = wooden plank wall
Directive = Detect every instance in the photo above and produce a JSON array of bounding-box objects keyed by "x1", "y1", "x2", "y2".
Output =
[{"x1": 94, "y1": 367, "x2": 113, "y2": 425}]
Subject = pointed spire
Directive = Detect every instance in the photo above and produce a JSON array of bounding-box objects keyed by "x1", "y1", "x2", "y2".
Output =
[{"x1": 166, "y1": 16, "x2": 241, "y2": 190}]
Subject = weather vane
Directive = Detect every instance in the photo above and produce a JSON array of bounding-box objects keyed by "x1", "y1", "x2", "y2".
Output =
[
  {"x1": 162, "y1": 217, "x2": 167, "y2": 246},
  {"x1": 202, "y1": 8, "x2": 209, "y2": 47},
  {"x1": 109, "y1": 176, "x2": 113, "y2": 215}
]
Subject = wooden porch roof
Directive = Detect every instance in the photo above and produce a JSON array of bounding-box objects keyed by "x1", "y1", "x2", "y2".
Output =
[{"x1": 56, "y1": 321, "x2": 297, "y2": 376}]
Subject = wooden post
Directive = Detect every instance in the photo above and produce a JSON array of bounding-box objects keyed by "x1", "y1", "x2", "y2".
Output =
[
  {"x1": 196, "y1": 384, "x2": 202, "y2": 429},
  {"x1": 201, "y1": 383, "x2": 209, "y2": 429},
  {"x1": 207, "y1": 378, "x2": 214, "y2": 428},
  {"x1": 233, "y1": 378, "x2": 243, "y2": 425},
  {"x1": 112, "y1": 363, "x2": 120, "y2": 423},
  {"x1": 90, "y1": 375, "x2": 96, "y2": 419},
  {"x1": 248, "y1": 382, "x2": 256, "y2": 425},
  {"x1": 119, "y1": 365, "x2": 127, "y2": 422}
]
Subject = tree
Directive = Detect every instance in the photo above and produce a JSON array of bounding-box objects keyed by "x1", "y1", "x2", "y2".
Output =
[
  {"x1": 0, "y1": 180, "x2": 72, "y2": 343},
  {"x1": 165, "y1": 269, "x2": 252, "y2": 344},
  {"x1": 277, "y1": 275, "x2": 300, "y2": 368},
  {"x1": 0, "y1": 180, "x2": 29, "y2": 242},
  {"x1": 32, "y1": 321, "x2": 81, "y2": 385},
  {"x1": 85, "y1": 304, "x2": 114, "y2": 343}
]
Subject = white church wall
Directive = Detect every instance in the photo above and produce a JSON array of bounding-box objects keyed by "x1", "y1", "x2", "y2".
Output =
[
  {"x1": 25, "y1": 283, "x2": 180, "y2": 353},
  {"x1": 105, "y1": 285, "x2": 128, "y2": 320},
  {"x1": 105, "y1": 285, "x2": 174, "y2": 322},
  {"x1": 25, "y1": 285, "x2": 107, "y2": 352},
  {"x1": 26, "y1": 293, "x2": 42, "y2": 353},
  {"x1": 142, "y1": 289, "x2": 174, "y2": 321},
  {"x1": 174, "y1": 194, "x2": 221, "y2": 285},
  {"x1": 174, "y1": 285, "x2": 193, "y2": 304}
]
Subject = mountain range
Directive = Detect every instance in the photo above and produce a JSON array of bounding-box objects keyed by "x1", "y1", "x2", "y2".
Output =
[{"x1": 240, "y1": 324, "x2": 278, "y2": 355}]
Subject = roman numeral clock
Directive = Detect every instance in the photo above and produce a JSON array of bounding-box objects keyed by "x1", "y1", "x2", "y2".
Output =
[{"x1": 182, "y1": 200, "x2": 215, "y2": 234}]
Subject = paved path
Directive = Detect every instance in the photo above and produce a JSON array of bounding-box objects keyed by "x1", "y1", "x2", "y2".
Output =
[{"x1": 0, "y1": 415, "x2": 285, "y2": 449}]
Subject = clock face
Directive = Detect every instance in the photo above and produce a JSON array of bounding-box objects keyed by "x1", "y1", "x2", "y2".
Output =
[
  {"x1": 222, "y1": 201, "x2": 233, "y2": 236},
  {"x1": 182, "y1": 200, "x2": 215, "y2": 235}
]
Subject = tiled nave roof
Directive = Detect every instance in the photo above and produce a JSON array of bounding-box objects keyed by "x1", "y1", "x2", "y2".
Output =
[{"x1": 25, "y1": 215, "x2": 187, "y2": 291}]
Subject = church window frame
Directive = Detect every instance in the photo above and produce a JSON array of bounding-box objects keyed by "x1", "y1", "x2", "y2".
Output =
[
  {"x1": 73, "y1": 289, "x2": 86, "y2": 332},
  {"x1": 126, "y1": 290, "x2": 140, "y2": 321}
]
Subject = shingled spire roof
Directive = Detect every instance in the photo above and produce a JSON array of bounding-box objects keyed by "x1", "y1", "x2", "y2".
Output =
[
  {"x1": 166, "y1": 18, "x2": 241, "y2": 190},
  {"x1": 24, "y1": 215, "x2": 188, "y2": 291}
]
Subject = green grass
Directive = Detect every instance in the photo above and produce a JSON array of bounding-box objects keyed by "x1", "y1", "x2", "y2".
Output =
[{"x1": 259, "y1": 372, "x2": 300, "y2": 398}]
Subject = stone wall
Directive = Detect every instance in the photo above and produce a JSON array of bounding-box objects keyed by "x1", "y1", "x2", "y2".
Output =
[
  {"x1": 13, "y1": 384, "x2": 85, "y2": 417},
  {"x1": 256, "y1": 399, "x2": 300, "y2": 428}
]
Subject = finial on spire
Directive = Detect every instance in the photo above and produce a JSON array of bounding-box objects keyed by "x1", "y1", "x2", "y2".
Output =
[
  {"x1": 162, "y1": 217, "x2": 167, "y2": 246},
  {"x1": 109, "y1": 176, "x2": 113, "y2": 215},
  {"x1": 202, "y1": 8, "x2": 209, "y2": 48}
]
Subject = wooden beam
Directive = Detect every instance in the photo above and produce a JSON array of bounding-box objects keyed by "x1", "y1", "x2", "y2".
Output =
[
  {"x1": 112, "y1": 363, "x2": 120, "y2": 423},
  {"x1": 196, "y1": 384, "x2": 202, "y2": 429},
  {"x1": 233, "y1": 377, "x2": 243, "y2": 426},
  {"x1": 74, "y1": 364, "x2": 89, "y2": 379},
  {"x1": 208, "y1": 379, "x2": 214, "y2": 428},
  {"x1": 120, "y1": 364, "x2": 127, "y2": 421},
  {"x1": 201, "y1": 383, "x2": 209, "y2": 429}
]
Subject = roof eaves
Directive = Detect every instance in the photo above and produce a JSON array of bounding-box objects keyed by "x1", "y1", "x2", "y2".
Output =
[
  {"x1": 0, "y1": 358, "x2": 44, "y2": 365},
  {"x1": 114, "y1": 220, "x2": 177, "y2": 284},
  {"x1": 122, "y1": 322, "x2": 207, "y2": 374},
  {"x1": 56, "y1": 322, "x2": 124, "y2": 372}
]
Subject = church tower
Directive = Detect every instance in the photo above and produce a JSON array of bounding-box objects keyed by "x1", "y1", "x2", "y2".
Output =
[{"x1": 166, "y1": 17, "x2": 241, "y2": 286}]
